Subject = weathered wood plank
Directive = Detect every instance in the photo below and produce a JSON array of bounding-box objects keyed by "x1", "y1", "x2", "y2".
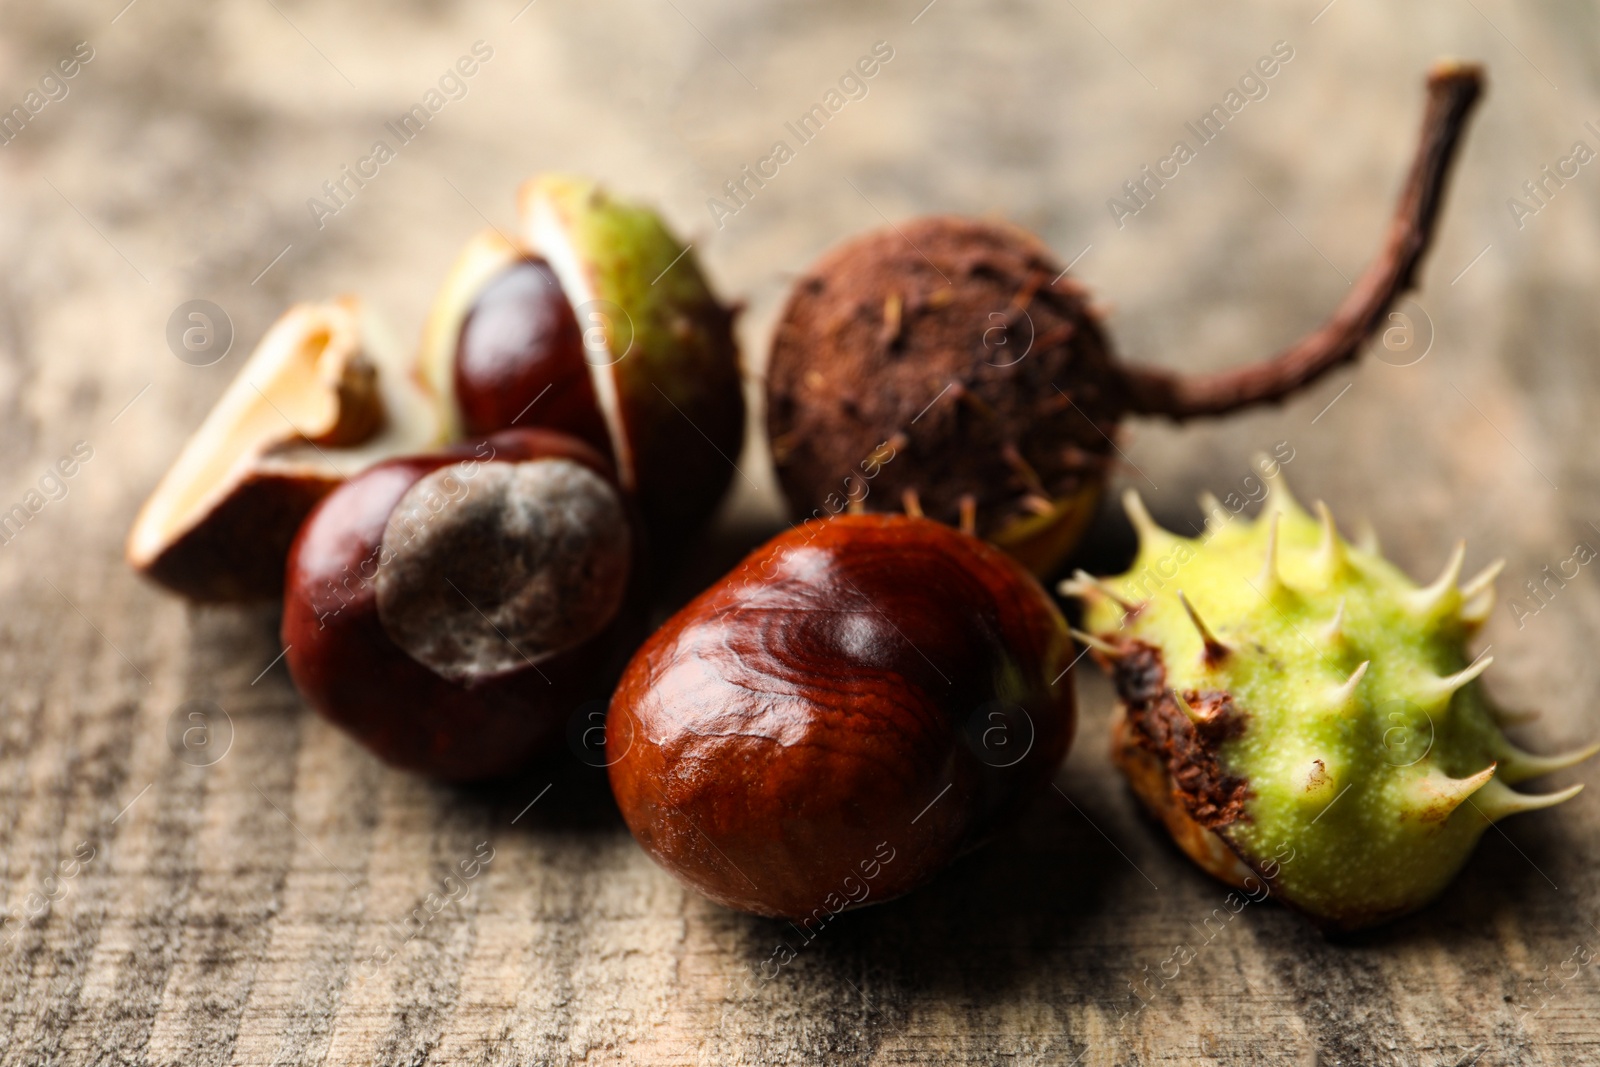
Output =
[{"x1": 1, "y1": 0, "x2": 1598, "y2": 1064}]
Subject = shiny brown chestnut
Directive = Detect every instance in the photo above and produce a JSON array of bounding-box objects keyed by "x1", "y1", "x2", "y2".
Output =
[
  {"x1": 452, "y1": 256, "x2": 613, "y2": 457},
  {"x1": 282, "y1": 427, "x2": 634, "y2": 780},
  {"x1": 606, "y1": 514, "x2": 1076, "y2": 918}
]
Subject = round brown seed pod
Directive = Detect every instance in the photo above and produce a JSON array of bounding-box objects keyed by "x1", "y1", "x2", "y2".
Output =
[{"x1": 767, "y1": 63, "x2": 1485, "y2": 576}]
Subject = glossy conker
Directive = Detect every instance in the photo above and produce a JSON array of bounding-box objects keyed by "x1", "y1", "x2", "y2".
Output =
[
  {"x1": 282, "y1": 427, "x2": 635, "y2": 780},
  {"x1": 766, "y1": 64, "x2": 1483, "y2": 576},
  {"x1": 454, "y1": 257, "x2": 612, "y2": 458},
  {"x1": 606, "y1": 514, "x2": 1076, "y2": 918}
]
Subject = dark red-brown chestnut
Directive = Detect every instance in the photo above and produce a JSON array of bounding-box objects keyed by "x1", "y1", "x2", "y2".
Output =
[
  {"x1": 606, "y1": 514, "x2": 1076, "y2": 919},
  {"x1": 766, "y1": 64, "x2": 1484, "y2": 576},
  {"x1": 453, "y1": 256, "x2": 614, "y2": 458},
  {"x1": 282, "y1": 427, "x2": 635, "y2": 780}
]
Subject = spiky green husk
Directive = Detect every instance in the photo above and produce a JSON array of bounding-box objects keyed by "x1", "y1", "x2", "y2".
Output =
[{"x1": 1066, "y1": 472, "x2": 1594, "y2": 929}]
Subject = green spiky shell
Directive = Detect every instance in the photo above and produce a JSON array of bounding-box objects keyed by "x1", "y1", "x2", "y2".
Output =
[{"x1": 1068, "y1": 472, "x2": 1594, "y2": 930}]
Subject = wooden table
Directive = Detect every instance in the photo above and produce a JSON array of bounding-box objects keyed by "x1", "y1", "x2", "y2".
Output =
[{"x1": 2, "y1": 1, "x2": 1597, "y2": 1063}]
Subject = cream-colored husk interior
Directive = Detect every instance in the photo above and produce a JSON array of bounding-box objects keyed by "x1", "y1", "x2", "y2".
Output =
[{"x1": 127, "y1": 297, "x2": 443, "y2": 564}]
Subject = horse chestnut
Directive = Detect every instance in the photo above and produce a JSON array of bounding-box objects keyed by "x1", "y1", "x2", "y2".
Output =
[
  {"x1": 766, "y1": 64, "x2": 1483, "y2": 575},
  {"x1": 282, "y1": 427, "x2": 635, "y2": 780},
  {"x1": 452, "y1": 254, "x2": 612, "y2": 458},
  {"x1": 420, "y1": 174, "x2": 745, "y2": 559},
  {"x1": 606, "y1": 514, "x2": 1075, "y2": 918}
]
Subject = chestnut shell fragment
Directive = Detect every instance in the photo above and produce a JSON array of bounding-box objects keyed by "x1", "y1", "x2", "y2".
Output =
[{"x1": 606, "y1": 514, "x2": 1076, "y2": 918}]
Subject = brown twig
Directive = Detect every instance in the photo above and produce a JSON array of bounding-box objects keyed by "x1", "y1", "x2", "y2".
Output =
[{"x1": 1119, "y1": 61, "x2": 1485, "y2": 421}]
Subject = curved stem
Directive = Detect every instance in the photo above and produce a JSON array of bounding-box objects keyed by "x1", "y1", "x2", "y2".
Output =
[{"x1": 1120, "y1": 61, "x2": 1485, "y2": 421}]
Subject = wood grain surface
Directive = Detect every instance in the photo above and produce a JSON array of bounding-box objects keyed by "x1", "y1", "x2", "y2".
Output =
[{"x1": 2, "y1": 1, "x2": 1599, "y2": 1064}]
